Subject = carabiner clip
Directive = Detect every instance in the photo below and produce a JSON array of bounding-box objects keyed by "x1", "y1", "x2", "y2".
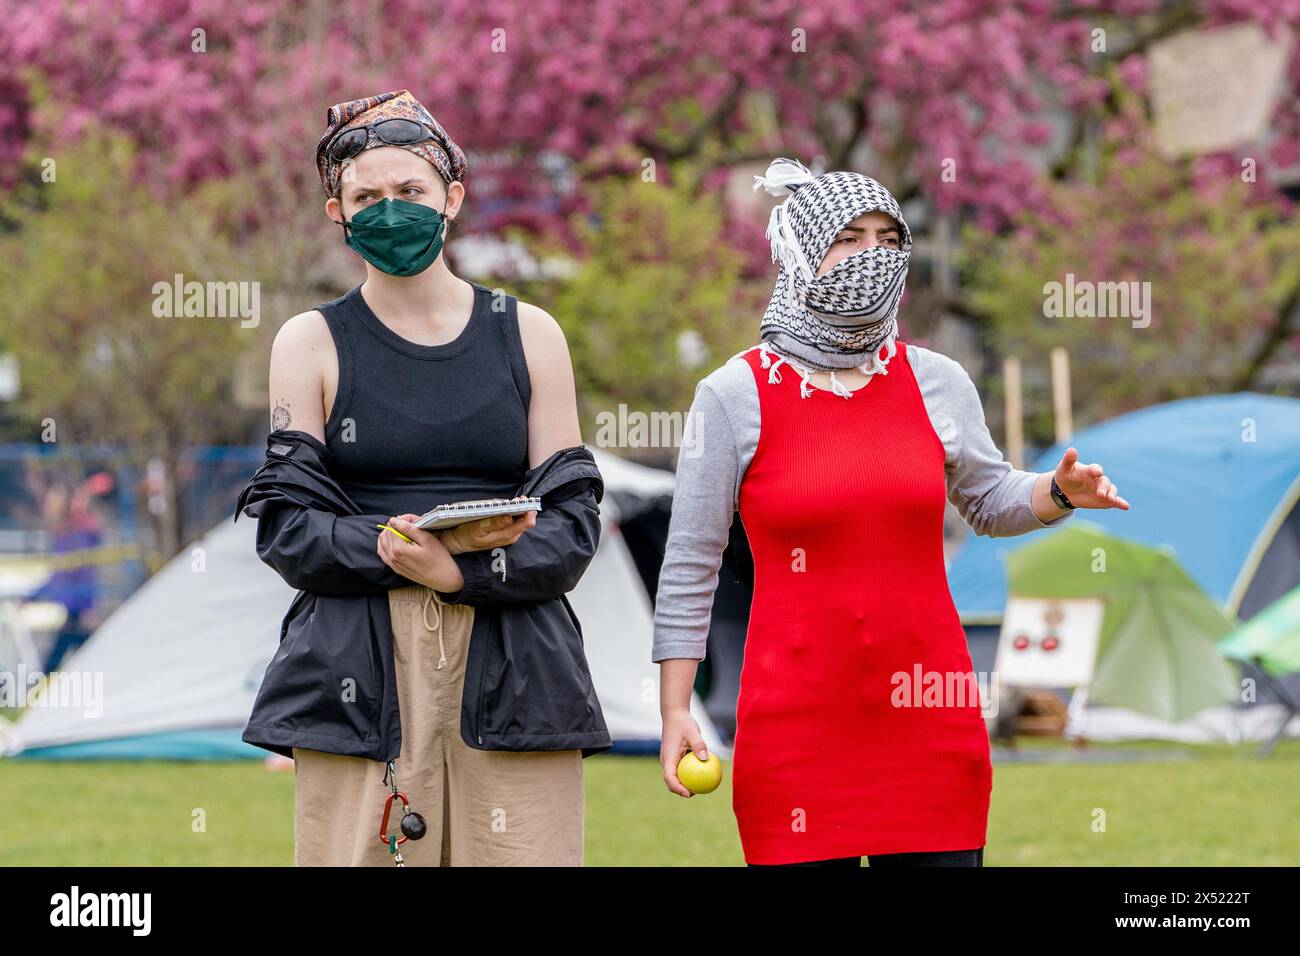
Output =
[{"x1": 378, "y1": 790, "x2": 411, "y2": 848}]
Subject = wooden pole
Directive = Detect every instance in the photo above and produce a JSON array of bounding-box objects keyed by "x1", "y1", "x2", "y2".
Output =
[
  {"x1": 1004, "y1": 356, "x2": 1024, "y2": 469},
  {"x1": 1051, "y1": 346, "x2": 1073, "y2": 443}
]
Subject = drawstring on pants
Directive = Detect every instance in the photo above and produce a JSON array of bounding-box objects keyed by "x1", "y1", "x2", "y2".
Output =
[{"x1": 422, "y1": 588, "x2": 448, "y2": 669}]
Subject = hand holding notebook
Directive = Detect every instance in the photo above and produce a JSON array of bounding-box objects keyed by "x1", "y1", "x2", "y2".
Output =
[
  {"x1": 410, "y1": 495, "x2": 542, "y2": 530},
  {"x1": 377, "y1": 496, "x2": 542, "y2": 546}
]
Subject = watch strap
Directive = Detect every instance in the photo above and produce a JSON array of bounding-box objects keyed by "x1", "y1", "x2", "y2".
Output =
[{"x1": 1050, "y1": 474, "x2": 1076, "y2": 510}]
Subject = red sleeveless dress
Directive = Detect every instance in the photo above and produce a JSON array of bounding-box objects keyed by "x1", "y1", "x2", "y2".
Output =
[{"x1": 733, "y1": 341, "x2": 993, "y2": 864}]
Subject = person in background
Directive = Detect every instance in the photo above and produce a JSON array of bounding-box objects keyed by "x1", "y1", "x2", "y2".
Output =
[{"x1": 35, "y1": 477, "x2": 108, "y2": 671}]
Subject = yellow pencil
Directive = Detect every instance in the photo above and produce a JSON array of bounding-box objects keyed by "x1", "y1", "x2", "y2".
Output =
[{"x1": 375, "y1": 523, "x2": 415, "y2": 544}]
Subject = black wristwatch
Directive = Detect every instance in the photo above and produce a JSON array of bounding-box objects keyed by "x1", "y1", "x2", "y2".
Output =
[{"x1": 1050, "y1": 474, "x2": 1076, "y2": 510}]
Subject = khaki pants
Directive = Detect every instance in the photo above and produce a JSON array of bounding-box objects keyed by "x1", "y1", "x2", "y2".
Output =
[{"x1": 292, "y1": 584, "x2": 584, "y2": 866}]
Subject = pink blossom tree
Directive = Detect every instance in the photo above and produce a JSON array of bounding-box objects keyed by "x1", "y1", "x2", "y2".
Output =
[
  {"x1": 4, "y1": 0, "x2": 1296, "y2": 232},
  {"x1": 1, "y1": 0, "x2": 1298, "y2": 432}
]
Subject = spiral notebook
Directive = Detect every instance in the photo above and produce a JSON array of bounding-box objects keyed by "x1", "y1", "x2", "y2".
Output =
[{"x1": 410, "y1": 496, "x2": 542, "y2": 531}]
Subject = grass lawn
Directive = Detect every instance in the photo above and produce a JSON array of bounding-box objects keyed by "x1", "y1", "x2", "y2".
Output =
[{"x1": 1, "y1": 739, "x2": 1297, "y2": 865}]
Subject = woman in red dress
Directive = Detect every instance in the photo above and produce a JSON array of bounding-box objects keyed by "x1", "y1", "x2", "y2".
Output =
[{"x1": 652, "y1": 158, "x2": 1130, "y2": 867}]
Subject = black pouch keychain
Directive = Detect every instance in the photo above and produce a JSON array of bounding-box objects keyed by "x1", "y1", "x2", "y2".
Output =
[{"x1": 378, "y1": 760, "x2": 427, "y2": 867}]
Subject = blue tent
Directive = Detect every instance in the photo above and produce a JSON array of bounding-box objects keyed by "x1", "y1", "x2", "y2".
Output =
[{"x1": 948, "y1": 392, "x2": 1300, "y2": 626}]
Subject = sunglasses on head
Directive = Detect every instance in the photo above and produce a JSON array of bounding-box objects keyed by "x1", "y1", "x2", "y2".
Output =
[{"x1": 327, "y1": 118, "x2": 437, "y2": 163}]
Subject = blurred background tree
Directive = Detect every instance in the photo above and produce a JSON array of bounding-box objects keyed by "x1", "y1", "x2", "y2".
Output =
[
  {"x1": 0, "y1": 0, "x2": 1297, "y2": 468},
  {"x1": 546, "y1": 172, "x2": 764, "y2": 458},
  {"x1": 961, "y1": 80, "x2": 1300, "y2": 435},
  {"x1": 0, "y1": 126, "x2": 257, "y2": 560}
]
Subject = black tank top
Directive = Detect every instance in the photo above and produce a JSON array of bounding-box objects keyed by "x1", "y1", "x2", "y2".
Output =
[{"x1": 316, "y1": 281, "x2": 532, "y2": 518}]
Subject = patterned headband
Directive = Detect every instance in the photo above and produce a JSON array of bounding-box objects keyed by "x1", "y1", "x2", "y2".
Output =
[{"x1": 315, "y1": 89, "x2": 468, "y2": 198}]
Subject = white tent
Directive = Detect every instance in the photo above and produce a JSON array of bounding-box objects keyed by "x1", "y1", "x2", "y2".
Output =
[{"x1": 0, "y1": 449, "x2": 725, "y2": 760}]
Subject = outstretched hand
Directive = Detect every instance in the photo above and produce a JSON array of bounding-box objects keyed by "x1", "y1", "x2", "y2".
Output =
[{"x1": 1054, "y1": 447, "x2": 1130, "y2": 510}]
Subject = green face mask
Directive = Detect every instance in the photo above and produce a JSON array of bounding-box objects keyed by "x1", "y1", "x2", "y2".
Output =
[{"x1": 339, "y1": 197, "x2": 448, "y2": 277}]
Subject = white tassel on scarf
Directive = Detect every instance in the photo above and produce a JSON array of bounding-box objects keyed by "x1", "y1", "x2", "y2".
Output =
[
  {"x1": 753, "y1": 158, "x2": 817, "y2": 291},
  {"x1": 756, "y1": 339, "x2": 898, "y2": 400}
]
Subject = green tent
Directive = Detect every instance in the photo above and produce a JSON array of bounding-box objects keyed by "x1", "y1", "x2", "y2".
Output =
[
  {"x1": 1006, "y1": 522, "x2": 1240, "y2": 723},
  {"x1": 1217, "y1": 585, "x2": 1300, "y2": 756},
  {"x1": 1218, "y1": 584, "x2": 1300, "y2": 678}
]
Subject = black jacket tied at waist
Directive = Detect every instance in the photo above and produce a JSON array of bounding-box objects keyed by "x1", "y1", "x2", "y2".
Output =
[{"x1": 234, "y1": 429, "x2": 612, "y2": 761}]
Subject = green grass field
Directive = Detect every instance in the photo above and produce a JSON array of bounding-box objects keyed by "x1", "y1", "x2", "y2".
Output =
[{"x1": 2, "y1": 740, "x2": 1297, "y2": 865}]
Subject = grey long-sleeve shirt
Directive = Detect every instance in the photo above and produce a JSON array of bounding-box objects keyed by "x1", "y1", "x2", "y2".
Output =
[{"x1": 650, "y1": 343, "x2": 1073, "y2": 662}]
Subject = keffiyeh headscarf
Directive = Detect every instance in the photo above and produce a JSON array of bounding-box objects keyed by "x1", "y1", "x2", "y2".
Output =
[
  {"x1": 315, "y1": 89, "x2": 468, "y2": 198},
  {"x1": 751, "y1": 158, "x2": 912, "y2": 399}
]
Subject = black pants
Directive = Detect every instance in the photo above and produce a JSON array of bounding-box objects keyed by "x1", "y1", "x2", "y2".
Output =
[{"x1": 748, "y1": 847, "x2": 984, "y2": 868}]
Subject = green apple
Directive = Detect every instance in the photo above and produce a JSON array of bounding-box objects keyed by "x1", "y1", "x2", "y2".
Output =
[{"x1": 676, "y1": 751, "x2": 723, "y2": 794}]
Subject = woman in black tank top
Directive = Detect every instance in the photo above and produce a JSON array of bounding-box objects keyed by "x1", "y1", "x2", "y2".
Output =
[
  {"x1": 317, "y1": 280, "x2": 532, "y2": 519},
  {"x1": 252, "y1": 89, "x2": 607, "y2": 867}
]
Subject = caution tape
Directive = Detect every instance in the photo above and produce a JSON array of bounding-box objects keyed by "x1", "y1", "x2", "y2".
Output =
[{"x1": 0, "y1": 543, "x2": 144, "y2": 571}]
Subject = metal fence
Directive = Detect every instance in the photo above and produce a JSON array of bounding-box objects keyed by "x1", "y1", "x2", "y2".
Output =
[{"x1": 0, "y1": 442, "x2": 264, "y2": 624}]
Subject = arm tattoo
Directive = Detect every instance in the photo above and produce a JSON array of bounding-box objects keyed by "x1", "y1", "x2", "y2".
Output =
[{"x1": 271, "y1": 400, "x2": 292, "y2": 431}]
